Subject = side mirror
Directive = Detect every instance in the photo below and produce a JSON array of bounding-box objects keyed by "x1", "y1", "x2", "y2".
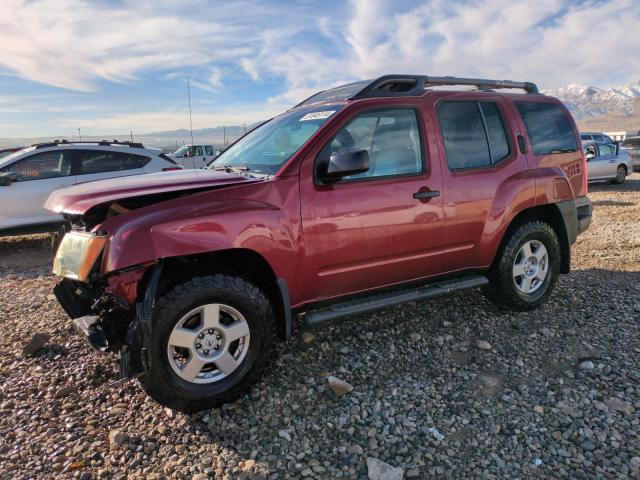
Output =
[
  {"x1": 0, "y1": 172, "x2": 17, "y2": 186},
  {"x1": 585, "y1": 153, "x2": 595, "y2": 161},
  {"x1": 321, "y1": 149, "x2": 369, "y2": 181}
]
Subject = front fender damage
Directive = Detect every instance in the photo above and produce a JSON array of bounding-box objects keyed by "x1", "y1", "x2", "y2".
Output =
[{"x1": 54, "y1": 263, "x2": 156, "y2": 378}]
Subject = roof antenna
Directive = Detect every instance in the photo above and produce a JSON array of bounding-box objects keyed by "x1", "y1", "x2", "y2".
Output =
[{"x1": 186, "y1": 76, "x2": 194, "y2": 146}]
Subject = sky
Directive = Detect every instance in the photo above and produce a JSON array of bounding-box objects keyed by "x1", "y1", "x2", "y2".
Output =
[{"x1": 1, "y1": 0, "x2": 639, "y2": 137}]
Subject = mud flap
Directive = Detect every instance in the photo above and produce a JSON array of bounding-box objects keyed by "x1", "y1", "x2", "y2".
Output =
[{"x1": 119, "y1": 263, "x2": 163, "y2": 378}]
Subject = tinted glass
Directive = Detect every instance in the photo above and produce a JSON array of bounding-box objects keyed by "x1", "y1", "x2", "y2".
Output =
[
  {"x1": 480, "y1": 102, "x2": 510, "y2": 162},
  {"x1": 594, "y1": 135, "x2": 604, "y2": 142},
  {"x1": 330, "y1": 108, "x2": 422, "y2": 179},
  {"x1": 193, "y1": 146, "x2": 203, "y2": 156},
  {"x1": 122, "y1": 153, "x2": 150, "y2": 169},
  {"x1": 78, "y1": 150, "x2": 149, "y2": 174},
  {"x1": 205, "y1": 145, "x2": 213, "y2": 155},
  {"x1": 2, "y1": 150, "x2": 73, "y2": 181},
  {"x1": 437, "y1": 101, "x2": 490, "y2": 169},
  {"x1": 516, "y1": 102, "x2": 578, "y2": 155},
  {"x1": 581, "y1": 134, "x2": 591, "y2": 141}
]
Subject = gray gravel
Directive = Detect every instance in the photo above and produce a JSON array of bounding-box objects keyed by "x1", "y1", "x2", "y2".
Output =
[{"x1": 1, "y1": 176, "x2": 640, "y2": 479}]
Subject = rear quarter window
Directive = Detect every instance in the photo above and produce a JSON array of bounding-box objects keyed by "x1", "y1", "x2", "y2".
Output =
[{"x1": 516, "y1": 102, "x2": 578, "y2": 155}]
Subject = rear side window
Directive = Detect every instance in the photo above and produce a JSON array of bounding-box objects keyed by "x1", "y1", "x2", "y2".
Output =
[
  {"x1": 516, "y1": 102, "x2": 578, "y2": 155},
  {"x1": 581, "y1": 134, "x2": 591, "y2": 141},
  {"x1": 436, "y1": 101, "x2": 511, "y2": 170},
  {"x1": 205, "y1": 145, "x2": 214, "y2": 155},
  {"x1": 77, "y1": 150, "x2": 150, "y2": 174}
]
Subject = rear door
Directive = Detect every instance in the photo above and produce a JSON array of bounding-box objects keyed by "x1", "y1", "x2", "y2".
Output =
[
  {"x1": 432, "y1": 95, "x2": 528, "y2": 271},
  {"x1": 300, "y1": 104, "x2": 446, "y2": 300},
  {"x1": 596, "y1": 143, "x2": 617, "y2": 178},
  {"x1": 0, "y1": 149, "x2": 75, "y2": 229}
]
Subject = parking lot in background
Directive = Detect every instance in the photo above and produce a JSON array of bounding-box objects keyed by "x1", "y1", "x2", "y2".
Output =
[{"x1": 1, "y1": 176, "x2": 639, "y2": 478}]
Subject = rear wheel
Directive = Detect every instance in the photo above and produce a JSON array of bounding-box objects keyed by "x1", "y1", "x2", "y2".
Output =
[
  {"x1": 483, "y1": 221, "x2": 561, "y2": 311},
  {"x1": 612, "y1": 165, "x2": 627, "y2": 184},
  {"x1": 137, "y1": 274, "x2": 276, "y2": 412}
]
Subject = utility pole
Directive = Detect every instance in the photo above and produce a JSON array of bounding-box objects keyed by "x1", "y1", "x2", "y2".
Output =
[
  {"x1": 186, "y1": 76, "x2": 194, "y2": 146},
  {"x1": 243, "y1": 123, "x2": 247, "y2": 135},
  {"x1": 223, "y1": 126, "x2": 226, "y2": 146},
  {"x1": 130, "y1": 131, "x2": 134, "y2": 143},
  {"x1": 78, "y1": 128, "x2": 82, "y2": 141}
]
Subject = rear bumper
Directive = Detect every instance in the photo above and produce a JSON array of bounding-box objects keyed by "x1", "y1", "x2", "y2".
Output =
[{"x1": 555, "y1": 195, "x2": 591, "y2": 246}]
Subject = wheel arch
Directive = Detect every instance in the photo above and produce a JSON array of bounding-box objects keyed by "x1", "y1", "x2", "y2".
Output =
[
  {"x1": 494, "y1": 203, "x2": 571, "y2": 274},
  {"x1": 149, "y1": 248, "x2": 291, "y2": 341}
]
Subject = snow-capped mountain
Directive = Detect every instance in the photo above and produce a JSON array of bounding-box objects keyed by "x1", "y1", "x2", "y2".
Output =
[{"x1": 542, "y1": 81, "x2": 640, "y2": 120}]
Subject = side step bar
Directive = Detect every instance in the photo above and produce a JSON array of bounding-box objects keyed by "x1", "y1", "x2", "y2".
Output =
[{"x1": 300, "y1": 274, "x2": 488, "y2": 330}]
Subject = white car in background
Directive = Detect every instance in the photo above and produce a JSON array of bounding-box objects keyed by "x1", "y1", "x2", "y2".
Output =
[
  {"x1": 0, "y1": 140, "x2": 182, "y2": 236},
  {"x1": 170, "y1": 144, "x2": 218, "y2": 168}
]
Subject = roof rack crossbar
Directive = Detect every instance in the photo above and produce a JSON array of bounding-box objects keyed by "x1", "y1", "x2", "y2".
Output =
[
  {"x1": 350, "y1": 74, "x2": 539, "y2": 100},
  {"x1": 423, "y1": 76, "x2": 539, "y2": 94},
  {"x1": 33, "y1": 139, "x2": 144, "y2": 149}
]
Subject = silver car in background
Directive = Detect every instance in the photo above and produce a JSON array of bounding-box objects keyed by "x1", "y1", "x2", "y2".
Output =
[
  {"x1": 620, "y1": 136, "x2": 640, "y2": 172},
  {"x1": 584, "y1": 142, "x2": 633, "y2": 184},
  {"x1": 580, "y1": 132, "x2": 615, "y2": 144}
]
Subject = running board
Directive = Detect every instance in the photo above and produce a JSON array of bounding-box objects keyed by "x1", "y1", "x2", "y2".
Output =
[{"x1": 300, "y1": 274, "x2": 488, "y2": 330}]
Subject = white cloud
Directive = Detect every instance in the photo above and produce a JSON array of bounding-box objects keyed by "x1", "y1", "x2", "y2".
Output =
[
  {"x1": 0, "y1": 0, "x2": 298, "y2": 91},
  {"x1": 1, "y1": 0, "x2": 640, "y2": 137},
  {"x1": 339, "y1": 0, "x2": 640, "y2": 89}
]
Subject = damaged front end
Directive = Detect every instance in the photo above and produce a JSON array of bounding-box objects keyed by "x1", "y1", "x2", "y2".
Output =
[{"x1": 52, "y1": 229, "x2": 158, "y2": 379}]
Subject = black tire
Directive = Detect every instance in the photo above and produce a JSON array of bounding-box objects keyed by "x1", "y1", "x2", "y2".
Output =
[
  {"x1": 137, "y1": 274, "x2": 276, "y2": 412},
  {"x1": 612, "y1": 165, "x2": 627, "y2": 184},
  {"x1": 483, "y1": 221, "x2": 561, "y2": 311}
]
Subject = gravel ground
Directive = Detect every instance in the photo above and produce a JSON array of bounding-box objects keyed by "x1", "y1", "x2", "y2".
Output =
[{"x1": 1, "y1": 176, "x2": 639, "y2": 479}]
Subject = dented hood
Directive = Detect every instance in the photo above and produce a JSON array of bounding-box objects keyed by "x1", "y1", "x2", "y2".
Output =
[{"x1": 45, "y1": 169, "x2": 262, "y2": 215}]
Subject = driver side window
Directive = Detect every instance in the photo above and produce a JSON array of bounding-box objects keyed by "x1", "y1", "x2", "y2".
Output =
[
  {"x1": 329, "y1": 108, "x2": 423, "y2": 180},
  {"x1": 2, "y1": 150, "x2": 73, "y2": 181}
]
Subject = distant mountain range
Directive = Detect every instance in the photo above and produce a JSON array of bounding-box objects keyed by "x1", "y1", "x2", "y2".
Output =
[
  {"x1": 0, "y1": 125, "x2": 251, "y2": 151},
  {"x1": 542, "y1": 80, "x2": 640, "y2": 132},
  {"x1": 2, "y1": 81, "x2": 640, "y2": 149}
]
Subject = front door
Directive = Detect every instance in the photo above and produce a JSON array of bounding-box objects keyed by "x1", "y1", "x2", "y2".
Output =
[
  {"x1": 300, "y1": 106, "x2": 446, "y2": 300},
  {"x1": 0, "y1": 149, "x2": 75, "y2": 229}
]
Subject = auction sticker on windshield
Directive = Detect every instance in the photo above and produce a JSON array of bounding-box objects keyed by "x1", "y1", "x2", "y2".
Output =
[{"x1": 300, "y1": 111, "x2": 335, "y2": 121}]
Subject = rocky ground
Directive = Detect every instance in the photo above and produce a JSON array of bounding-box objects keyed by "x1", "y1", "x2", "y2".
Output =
[{"x1": 1, "y1": 176, "x2": 639, "y2": 479}]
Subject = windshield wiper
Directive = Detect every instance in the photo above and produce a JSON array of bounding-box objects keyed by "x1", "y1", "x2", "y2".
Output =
[{"x1": 214, "y1": 165, "x2": 249, "y2": 174}]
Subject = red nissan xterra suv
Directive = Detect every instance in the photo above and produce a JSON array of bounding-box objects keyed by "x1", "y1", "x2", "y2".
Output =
[{"x1": 47, "y1": 75, "x2": 592, "y2": 412}]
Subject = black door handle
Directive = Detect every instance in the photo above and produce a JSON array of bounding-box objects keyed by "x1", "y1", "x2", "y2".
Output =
[{"x1": 413, "y1": 190, "x2": 440, "y2": 199}]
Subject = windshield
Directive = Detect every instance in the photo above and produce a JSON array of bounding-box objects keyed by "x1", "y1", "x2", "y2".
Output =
[
  {"x1": 0, "y1": 147, "x2": 34, "y2": 166},
  {"x1": 173, "y1": 145, "x2": 190, "y2": 156},
  {"x1": 210, "y1": 105, "x2": 343, "y2": 175}
]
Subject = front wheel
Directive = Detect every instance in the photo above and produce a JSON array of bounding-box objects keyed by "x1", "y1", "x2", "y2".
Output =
[
  {"x1": 137, "y1": 274, "x2": 276, "y2": 412},
  {"x1": 483, "y1": 221, "x2": 561, "y2": 311}
]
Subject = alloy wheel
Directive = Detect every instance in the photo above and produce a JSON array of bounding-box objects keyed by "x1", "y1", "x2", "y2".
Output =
[
  {"x1": 167, "y1": 303, "x2": 250, "y2": 384},
  {"x1": 512, "y1": 240, "x2": 548, "y2": 294}
]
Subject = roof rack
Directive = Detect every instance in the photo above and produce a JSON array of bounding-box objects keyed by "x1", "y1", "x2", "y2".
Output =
[
  {"x1": 33, "y1": 139, "x2": 145, "y2": 149},
  {"x1": 296, "y1": 74, "x2": 540, "y2": 107}
]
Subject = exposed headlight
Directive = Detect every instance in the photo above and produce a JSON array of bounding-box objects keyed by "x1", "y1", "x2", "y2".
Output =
[{"x1": 52, "y1": 232, "x2": 106, "y2": 281}]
